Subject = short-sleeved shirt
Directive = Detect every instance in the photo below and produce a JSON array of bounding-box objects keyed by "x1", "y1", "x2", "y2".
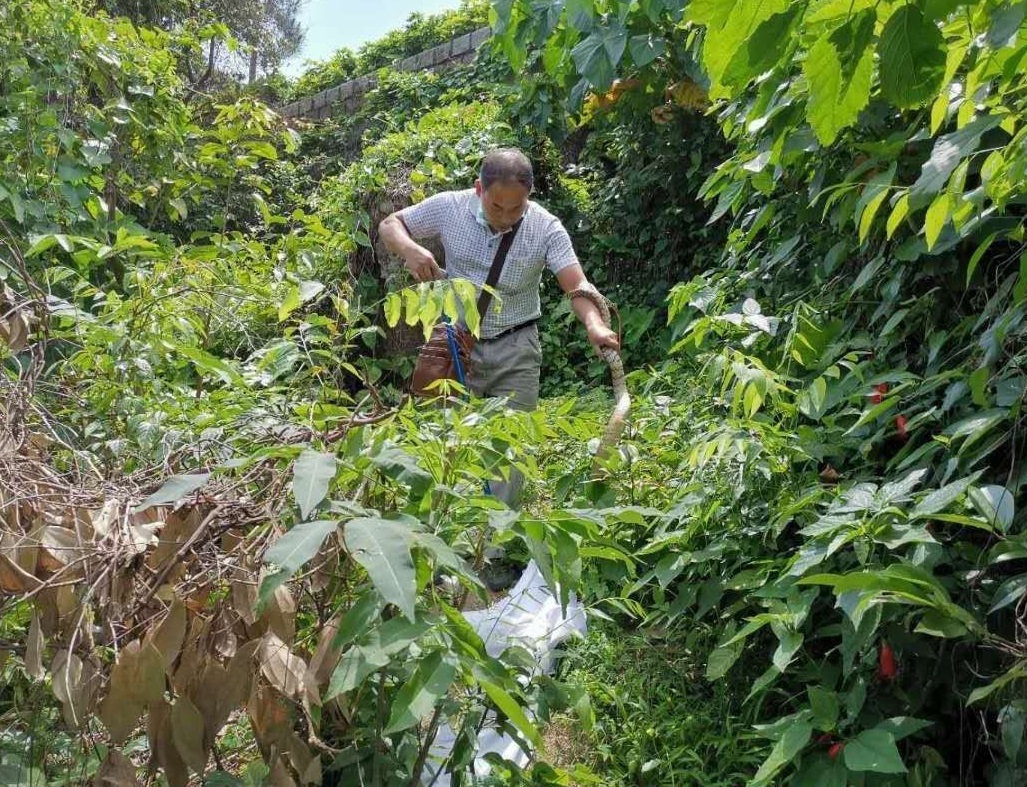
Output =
[{"x1": 397, "y1": 189, "x2": 579, "y2": 339}]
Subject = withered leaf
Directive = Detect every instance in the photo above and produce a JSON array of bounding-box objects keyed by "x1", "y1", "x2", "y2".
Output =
[
  {"x1": 99, "y1": 676, "x2": 145, "y2": 745},
  {"x1": 268, "y1": 757, "x2": 298, "y2": 787},
  {"x1": 258, "y1": 632, "x2": 307, "y2": 699},
  {"x1": 248, "y1": 683, "x2": 292, "y2": 753},
  {"x1": 92, "y1": 749, "x2": 139, "y2": 787},
  {"x1": 51, "y1": 649, "x2": 84, "y2": 728},
  {"x1": 25, "y1": 609, "x2": 44, "y2": 680},
  {"x1": 262, "y1": 583, "x2": 297, "y2": 644},
  {"x1": 170, "y1": 695, "x2": 208, "y2": 775},
  {"x1": 217, "y1": 638, "x2": 260, "y2": 730},
  {"x1": 148, "y1": 596, "x2": 188, "y2": 670},
  {"x1": 308, "y1": 614, "x2": 342, "y2": 687},
  {"x1": 150, "y1": 697, "x2": 189, "y2": 787}
]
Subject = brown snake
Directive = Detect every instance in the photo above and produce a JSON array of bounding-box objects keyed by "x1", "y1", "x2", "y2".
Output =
[{"x1": 568, "y1": 285, "x2": 630, "y2": 475}]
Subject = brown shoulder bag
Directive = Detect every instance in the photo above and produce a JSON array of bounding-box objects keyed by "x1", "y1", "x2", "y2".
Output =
[{"x1": 410, "y1": 219, "x2": 522, "y2": 397}]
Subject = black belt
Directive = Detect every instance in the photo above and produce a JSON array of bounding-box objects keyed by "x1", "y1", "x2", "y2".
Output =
[{"x1": 480, "y1": 318, "x2": 539, "y2": 342}]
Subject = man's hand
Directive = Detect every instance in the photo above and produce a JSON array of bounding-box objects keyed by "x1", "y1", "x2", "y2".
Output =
[
  {"x1": 404, "y1": 246, "x2": 445, "y2": 283},
  {"x1": 587, "y1": 322, "x2": 620, "y2": 353}
]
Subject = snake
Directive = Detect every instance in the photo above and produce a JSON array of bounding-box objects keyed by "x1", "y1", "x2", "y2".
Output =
[{"x1": 568, "y1": 285, "x2": 630, "y2": 475}]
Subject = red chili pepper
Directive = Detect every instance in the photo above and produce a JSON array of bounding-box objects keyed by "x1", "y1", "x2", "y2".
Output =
[
  {"x1": 816, "y1": 734, "x2": 834, "y2": 745},
  {"x1": 878, "y1": 641, "x2": 898, "y2": 680},
  {"x1": 870, "y1": 383, "x2": 888, "y2": 404},
  {"x1": 828, "y1": 742, "x2": 845, "y2": 760},
  {"x1": 895, "y1": 415, "x2": 909, "y2": 441}
]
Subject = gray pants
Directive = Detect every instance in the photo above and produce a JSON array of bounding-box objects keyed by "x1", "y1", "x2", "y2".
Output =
[{"x1": 467, "y1": 323, "x2": 541, "y2": 507}]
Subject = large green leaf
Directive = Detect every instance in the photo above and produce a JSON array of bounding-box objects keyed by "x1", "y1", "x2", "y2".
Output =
[
  {"x1": 570, "y1": 21, "x2": 628, "y2": 89},
  {"x1": 750, "y1": 721, "x2": 812, "y2": 786},
  {"x1": 291, "y1": 449, "x2": 337, "y2": 520},
  {"x1": 804, "y1": 11, "x2": 875, "y2": 145},
  {"x1": 384, "y1": 651, "x2": 457, "y2": 734},
  {"x1": 135, "y1": 473, "x2": 210, "y2": 512},
  {"x1": 480, "y1": 678, "x2": 540, "y2": 746},
  {"x1": 722, "y1": 7, "x2": 799, "y2": 88},
  {"x1": 344, "y1": 517, "x2": 417, "y2": 621},
  {"x1": 699, "y1": 0, "x2": 790, "y2": 95},
  {"x1": 264, "y1": 519, "x2": 338, "y2": 575},
  {"x1": 878, "y1": 5, "x2": 947, "y2": 108},
  {"x1": 843, "y1": 729, "x2": 907, "y2": 773}
]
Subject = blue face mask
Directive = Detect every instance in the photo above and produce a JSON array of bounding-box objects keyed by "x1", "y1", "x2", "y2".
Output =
[{"x1": 475, "y1": 200, "x2": 490, "y2": 228}]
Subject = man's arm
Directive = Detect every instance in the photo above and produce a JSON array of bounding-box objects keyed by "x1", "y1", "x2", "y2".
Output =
[
  {"x1": 555, "y1": 264, "x2": 620, "y2": 352},
  {"x1": 378, "y1": 213, "x2": 444, "y2": 283}
]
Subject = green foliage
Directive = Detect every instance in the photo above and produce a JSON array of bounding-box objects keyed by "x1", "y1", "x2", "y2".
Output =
[
  {"x1": 555, "y1": 623, "x2": 768, "y2": 785},
  {"x1": 495, "y1": 0, "x2": 1027, "y2": 783}
]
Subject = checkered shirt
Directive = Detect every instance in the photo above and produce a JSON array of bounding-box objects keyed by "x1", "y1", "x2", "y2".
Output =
[{"x1": 397, "y1": 189, "x2": 579, "y2": 339}]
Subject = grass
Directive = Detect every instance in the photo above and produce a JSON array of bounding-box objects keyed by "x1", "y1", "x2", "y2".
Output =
[{"x1": 538, "y1": 621, "x2": 768, "y2": 787}]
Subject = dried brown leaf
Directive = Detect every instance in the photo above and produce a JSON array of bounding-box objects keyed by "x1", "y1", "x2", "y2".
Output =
[
  {"x1": 262, "y1": 583, "x2": 297, "y2": 644},
  {"x1": 148, "y1": 596, "x2": 188, "y2": 670},
  {"x1": 51, "y1": 649, "x2": 84, "y2": 728},
  {"x1": 92, "y1": 749, "x2": 139, "y2": 787},
  {"x1": 170, "y1": 695, "x2": 208, "y2": 775},
  {"x1": 308, "y1": 614, "x2": 342, "y2": 686},
  {"x1": 150, "y1": 697, "x2": 189, "y2": 787},
  {"x1": 248, "y1": 683, "x2": 292, "y2": 754},
  {"x1": 99, "y1": 675, "x2": 145, "y2": 745},
  {"x1": 216, "y1": 637, "x2": 260, "y2": 730},
  {"x1": 258, "y1": 632, "x2": 307, "y2": 700},
  {"x1": 268, "y1": 757, "x2": 298, "y2": 787},
  {"x1": 25, "y1": 609, "x2": 44, "y2": 680}
]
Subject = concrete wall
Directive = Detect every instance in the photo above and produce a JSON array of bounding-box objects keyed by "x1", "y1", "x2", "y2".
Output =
[{"x1": 280, "y1": 26, "x2": 492, "y2": 120}]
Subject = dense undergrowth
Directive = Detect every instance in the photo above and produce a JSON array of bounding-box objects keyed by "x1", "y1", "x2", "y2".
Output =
[{"x1": 2, "y1": 0, "x2": 1027, "y2": 786}]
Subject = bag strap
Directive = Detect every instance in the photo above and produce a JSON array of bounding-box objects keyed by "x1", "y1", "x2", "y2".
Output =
[{"x1": 475, "y1": 217, "x2": 523, "y2": 322}]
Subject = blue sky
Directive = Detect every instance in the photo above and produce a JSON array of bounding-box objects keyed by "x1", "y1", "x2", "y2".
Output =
[{"x1": 283, "y1": 0, "x2": 465, "y2": 76}]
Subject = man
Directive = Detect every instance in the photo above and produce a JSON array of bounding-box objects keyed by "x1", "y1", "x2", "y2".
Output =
[{"x1": 378, "y1": 147, "x2": 619, "y2": 506}]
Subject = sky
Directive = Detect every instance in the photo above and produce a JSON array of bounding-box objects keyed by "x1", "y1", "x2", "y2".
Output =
[{"x1": 283, "y1": 0, "x2": 465, "y2": 77}]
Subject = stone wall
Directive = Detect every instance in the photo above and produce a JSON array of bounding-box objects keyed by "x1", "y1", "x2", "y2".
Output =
[{"x1": 280, "y1": 26, "x2": 492, "y2": 121}]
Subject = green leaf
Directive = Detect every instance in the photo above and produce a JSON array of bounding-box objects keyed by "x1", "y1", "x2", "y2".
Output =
[
  {"x1": 910, "y1": 473, "x2": 981, "y2": 518},
  {"x1": 384, "y1": 292, "x2": 401, "y2": 327},
  {"x1": 912, "y1": 115, "x2": 1004, "y2": 199},
  {"x1": 699, "y1": 0, "x2": 790, "y2": 96},
  {"x1": 969, "y1": 484, "x2": 1015, "y2": 533},
  {"x1": 808, "y1": 686, "x2": 840, "y2": 730},
  {"x1": 278, "y1": 285, "x2": 301, "y2": 322},
  {"x1": 384, "y1": 651, "x2": 457, "y2": 734},
  {"x1": 480, "y1": 679, "x2": 540, "y2": 746},
  {"x1": 173, "y1": 344, "x2": 248, "y2": 387},
  {"x1": 265, "y1": 519, "x2": 338, "y2": 575},
  {"x1": 966, "y1": 232, "x2": 999, "y2": 285},
  {"x1": 989, "y1": 574, "x2": 1027, "y2": 614},
  {"x1": 706, "y1": 642, "x2": 742, "y2": 680},
  {"x1": 804, "y1": 24, "x2": 874, "y2": 144},
  {"x1": 135, "y1": 473, "x2": 210, "y2": 512},
  {"x1": 924, "y1": 192, "x2": 949, "y2": 250},
  {"x1": 570, "y1": 22, "x2": 628, "y2": 89},
  {"x1": 750, "y1": 721, "x2": 812, "y2": 786},
  {"x1": 876, "y1": 717, "x2": 933, "y2": 741},
  {"x1": 344, "y1": 517, "x2": 417, "y2": 621},
  {"x1": 628, "y1": 34, "x2": 665, "y2": 67},
  {"x1": 722, "y1": 7, "x2": 799, "y2": 88},
  {"x1": 565, "y1": 0, "x2": 595, "y2": 31},
  {"x1": 859, "y1": 188, "x2": 890, "y2": 243},
  {"x1": 878, "y1": 5, "x2": 947, "y2": 108},
  {"x1": 327, "y1": 644, "x2": 390, "y2": 698},
  {"x1": 843, "y1": 729, "x2": 907, "y2": 773},
  {"x1": 292, "y1": 449, "x2": 337, "y2": 520},
  {"x1": 887, "y1": 193, "x2": 910, "y2": 239}
]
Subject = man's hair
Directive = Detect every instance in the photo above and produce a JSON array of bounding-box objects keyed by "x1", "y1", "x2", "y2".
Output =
[{"x1": 479, "y1": 148, "x2": 534, "y2": 191}]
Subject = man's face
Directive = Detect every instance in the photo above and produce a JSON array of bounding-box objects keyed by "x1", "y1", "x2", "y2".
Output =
[{"x1": 475, "y1": 179, "x2": 529, "y2": 231}]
